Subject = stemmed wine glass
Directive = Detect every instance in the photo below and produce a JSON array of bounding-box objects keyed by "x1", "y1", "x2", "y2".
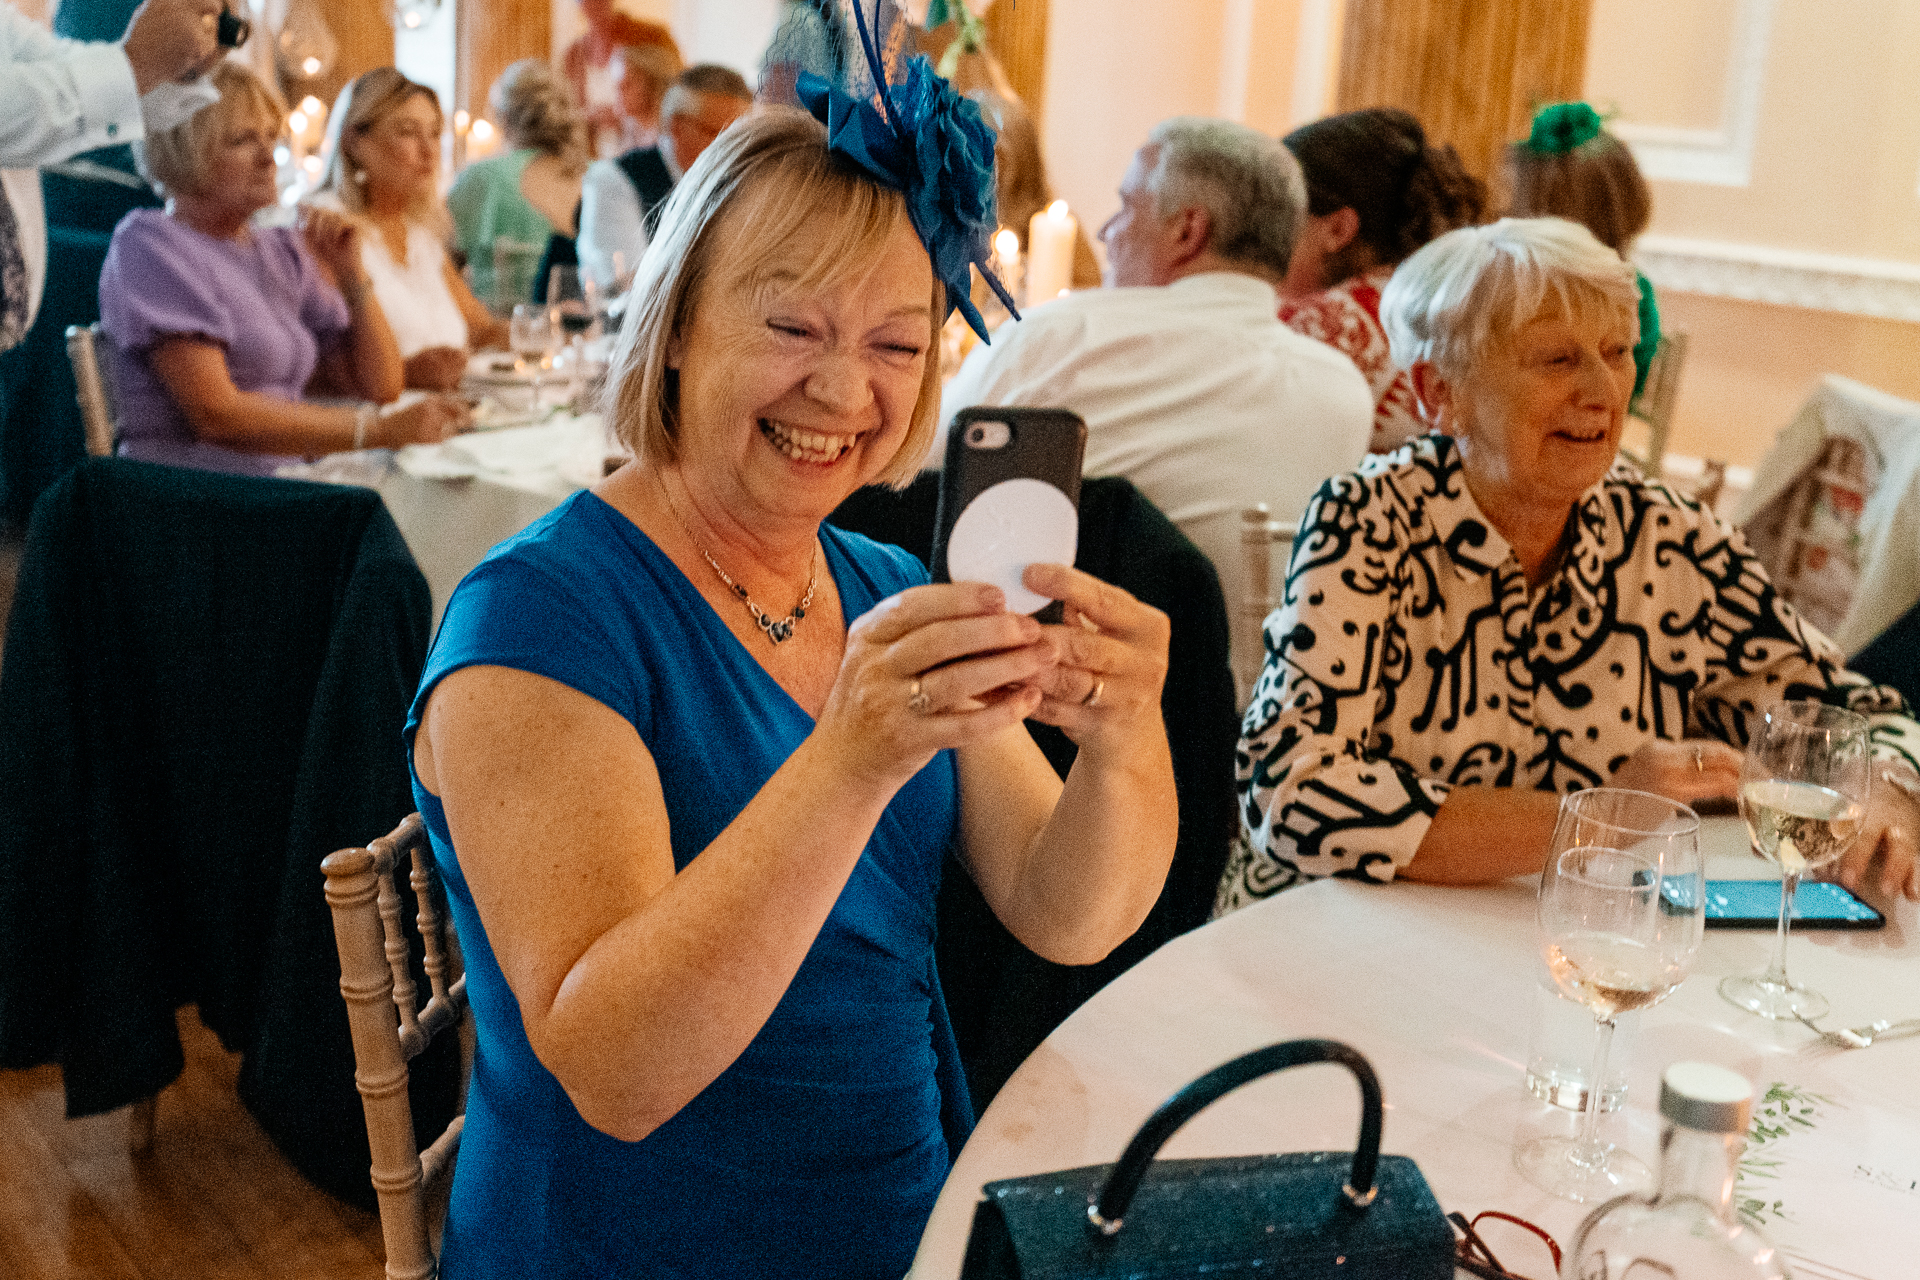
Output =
[
  {"x1": 1719, "y1": 701, "x2": 1872, "y2": 1021},
  {"x1": 1516, "y1": 787, "x2": 1705, "y2": 1203}
]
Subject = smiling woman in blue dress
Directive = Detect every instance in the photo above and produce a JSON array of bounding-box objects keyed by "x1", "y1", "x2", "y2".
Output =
[{"x1": 404, "y1": 102, "x2": 1178, "y2": 1279}]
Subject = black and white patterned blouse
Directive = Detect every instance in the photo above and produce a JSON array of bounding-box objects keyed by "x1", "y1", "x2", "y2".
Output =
[{"x1": 1236, "y1": 434, "x2": 1920, "y2": 886}]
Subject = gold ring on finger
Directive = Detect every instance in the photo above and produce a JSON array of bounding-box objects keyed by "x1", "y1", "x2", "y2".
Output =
[
  {"x1": 907, "y1": 677, "x2": 932, "y2": 716},
  {"x1": 1080, "y1": 676, "x2": 1104, "y2": 708}
]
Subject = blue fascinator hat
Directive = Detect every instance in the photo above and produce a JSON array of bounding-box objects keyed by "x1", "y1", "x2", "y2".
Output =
[{"x1": 773, "y1": 0, "x2": 1017, "y2": 341}]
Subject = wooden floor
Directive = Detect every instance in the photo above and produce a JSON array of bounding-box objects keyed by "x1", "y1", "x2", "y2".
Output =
[
  {"x1": 0, "y1": 1009, "x2": 388, "y2": 1280},
  {"x1": 0, "y1": 527, "x2": 392, "y2": 1279}
]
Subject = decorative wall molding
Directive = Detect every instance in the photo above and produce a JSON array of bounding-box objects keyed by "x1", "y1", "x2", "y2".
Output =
[
  {"x1": 1635, "y1": 235, "x2": 1920, "y2": 323},
  {"x1": 1611, "y1": 0, "x2": 1777, "y2": 187}
]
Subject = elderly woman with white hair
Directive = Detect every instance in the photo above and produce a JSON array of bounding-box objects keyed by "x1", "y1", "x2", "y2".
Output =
[{"x1": 1229, "y1": 216, "x2": 1920, "y2": 902}]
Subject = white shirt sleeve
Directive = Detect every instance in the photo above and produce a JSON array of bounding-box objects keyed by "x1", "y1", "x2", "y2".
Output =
[
  {"x1": 577, "y1": 158, "x2": 647, "y2": 293},
  {"x1": 0, "y1": 4, "x2": 144, "y2": 167}
]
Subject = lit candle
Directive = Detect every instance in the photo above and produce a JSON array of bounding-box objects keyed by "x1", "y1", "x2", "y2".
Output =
[
  {"x1": 993, "y1": 227, "x2": 1019, "y2": 273},
  {"x1": 1025, "y1": 199, "x2": 1076, "y2": 307}
]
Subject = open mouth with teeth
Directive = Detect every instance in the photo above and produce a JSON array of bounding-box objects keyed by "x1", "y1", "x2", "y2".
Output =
[{"x1": 761, "y1": 419, "x2": 858, "y2": 465}]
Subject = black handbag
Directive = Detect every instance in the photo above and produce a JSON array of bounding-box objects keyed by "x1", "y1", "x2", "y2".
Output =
[{"x1": 957, "y1": 1039, "x2": 1453, "y2": 1279}]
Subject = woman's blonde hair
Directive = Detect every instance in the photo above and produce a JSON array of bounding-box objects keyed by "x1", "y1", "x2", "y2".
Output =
[
  {"x1": 318, "y1": 67, "x2": 449, "y2": 234},
  {"x1": 1380, "y1": 216, "x2": 1640, "y2": 379},
  {"x1": 603, "y1": 107, "x2": 944, "y2": 490},
  {"x1": 136, "y1": 61, "x2": 285, "y2": 200},
  {"x1": 489, "y1": 58, "x2": 588, "y2": 175}
]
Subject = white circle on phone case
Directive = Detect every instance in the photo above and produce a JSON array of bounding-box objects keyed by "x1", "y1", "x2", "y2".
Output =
[{"x1": 947, "y1": 478, "x2": 1078, "y2": 615}]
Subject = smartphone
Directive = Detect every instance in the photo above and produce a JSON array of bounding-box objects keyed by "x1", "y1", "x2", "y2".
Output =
[
  {"x1": 933, "y1": 408, "x2": 1087, "y2": 622},
  {"x1": 1668, "y1": 879, "x2": 1888, "y2": 930}
]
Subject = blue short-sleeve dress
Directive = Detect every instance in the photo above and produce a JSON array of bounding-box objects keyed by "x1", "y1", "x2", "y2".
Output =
[{"x1": 404, "y1": 490, "x2": 971, "y2": 1279}]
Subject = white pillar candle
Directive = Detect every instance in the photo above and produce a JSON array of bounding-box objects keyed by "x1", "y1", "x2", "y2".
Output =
[{"x1": 1025, "y1": 199, "x2": 1076, "y2": 307}]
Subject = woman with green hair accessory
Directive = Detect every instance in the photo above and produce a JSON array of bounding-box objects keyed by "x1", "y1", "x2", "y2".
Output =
[{"x1": 1505, "y1": 101, "x2": 1661, "y2": 401}]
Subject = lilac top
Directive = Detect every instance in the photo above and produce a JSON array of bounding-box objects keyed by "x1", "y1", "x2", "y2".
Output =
[{"x1": 98, "y1": 209, "x2": 352, "y2": 476}]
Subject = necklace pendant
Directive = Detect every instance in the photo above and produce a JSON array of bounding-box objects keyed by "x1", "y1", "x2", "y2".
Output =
[{"x1": 765, "y1": 617, "x2": 794, "y2": 644}]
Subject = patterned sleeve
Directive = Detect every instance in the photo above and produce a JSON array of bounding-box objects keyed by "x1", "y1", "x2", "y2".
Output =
[
  {"x1": 1237, "y1": 474, "x2": 1451, "y2": 883},
  {"x1": 1685, "y1": 507, "x2": 1920, "y2": 772}
]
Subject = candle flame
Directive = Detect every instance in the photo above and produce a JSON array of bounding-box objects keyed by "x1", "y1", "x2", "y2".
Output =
[
  {"x1": 301, "y1": 56, "x2": 322, "y2": 76},
  {"x1": 1046, "y1": 199, "x2": 1071, "y2": 221},
  {"x1": 300, "y1": 96, "x2": 325, "y2": 117},
  {"x1": 470, "y1": 119, "x2": 495, "y2": 142},
  {"x1": 288, "y1": 110, "x2": 308, "y2": 134},
  {"x1": 993, "y1": 228, "x2": 1019, "y2": 260},
  {"x1": 453, "y1": 110, "x2": 470, "y2": 133}
]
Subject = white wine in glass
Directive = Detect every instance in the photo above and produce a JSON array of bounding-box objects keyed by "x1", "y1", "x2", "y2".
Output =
[
  {"x1": 1516, "y1": 788, "x2": 1705, "y2": 1204},
  {"x1": 1719, "y1": 702, "x2": 1872, "y2": 1021}
]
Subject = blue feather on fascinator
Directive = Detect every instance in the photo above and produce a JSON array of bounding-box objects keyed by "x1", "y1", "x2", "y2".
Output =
[{"x1": 775, "y1": 0, "x2": 1017, "y2": 341}]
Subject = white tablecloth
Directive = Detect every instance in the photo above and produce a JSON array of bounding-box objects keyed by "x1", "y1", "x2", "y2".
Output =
[
  {"x1": 281, "y1": 414, "x2": 612, "y2": 625},
  {"x1": 911, "y1": 819, "x2": 1920, "y2": 1280}
]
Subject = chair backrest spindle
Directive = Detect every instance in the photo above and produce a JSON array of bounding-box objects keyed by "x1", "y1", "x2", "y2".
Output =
[{"x1": 324, "y1": 813, "x2": 469, "y2": 1280}]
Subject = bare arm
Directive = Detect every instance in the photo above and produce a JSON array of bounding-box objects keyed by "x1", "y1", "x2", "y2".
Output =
[
  {"x1": 301, "y1": 208, "x2": 404, "y2": 403},
  {"x1": 444, "y1": 259, "x2": 508, "y2": 350},
  {"x1": 955, "y1": 563, "x2": 1177, "y2": 963},
  {"x1": 1403, "y1": 739, "x2": 1743, "y2": 884},
  {"x1": 148, "y1": 337, "x2": 466, "y2": 452},
  {"x1": 412, "y1": 583, "x2": 1056, "y2": 1143}
]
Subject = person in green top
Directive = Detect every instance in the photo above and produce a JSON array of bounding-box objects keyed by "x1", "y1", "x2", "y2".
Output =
[
  {"x1": 1504, "y1": 101, "x2": 1660, "y2": 401},
  {"x1": 449, "y1": 58, "x2": 588, "y2": 312}
]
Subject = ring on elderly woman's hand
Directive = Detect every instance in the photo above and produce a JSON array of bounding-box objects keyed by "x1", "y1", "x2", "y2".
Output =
[
  {"x1": 1081, "y1": 677, "x2": 1104, "y2": 708},
  {"x1": 907, "y1": 677, "x2": 933, "y2": 716}
]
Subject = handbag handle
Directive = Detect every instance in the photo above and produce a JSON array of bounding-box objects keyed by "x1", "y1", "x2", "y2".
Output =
[{"x1": 1087, "y1": 1039, "x2": 1383, "y2": 1236}]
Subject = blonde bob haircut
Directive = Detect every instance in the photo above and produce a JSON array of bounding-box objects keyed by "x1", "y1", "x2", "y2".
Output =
[
  {"x1": 137, "y1": 60, "x2": 286, "y2": 201},
  {"x1": 603, "y1": 107, "x2": 945, "y2": 490},
  {"x1": 1380, "y1": 216, "x2": 1639, "y2": 380}
]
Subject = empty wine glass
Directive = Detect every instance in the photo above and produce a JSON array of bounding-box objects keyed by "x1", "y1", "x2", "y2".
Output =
[
  {"x1": 1516, "y1": 787, "x2": 1705, "y2": 1203},
  {"x1": 509, "y1": 303, "x2": 558, "y2": 372},
  {"x1": 1719, "y1": 701, "x2": 1872, "y2": 1021}
]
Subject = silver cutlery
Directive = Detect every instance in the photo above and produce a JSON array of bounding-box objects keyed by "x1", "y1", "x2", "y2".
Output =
[{"x1": 1794, "y1": 1012, "x2": 1920, "y2": 1048}]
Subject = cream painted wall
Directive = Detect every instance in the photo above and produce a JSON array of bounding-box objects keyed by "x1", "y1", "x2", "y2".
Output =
[
  {"x1": 1588, "y1": 0, "x2": 1920, "y2": 469},
  {"x1": 1040, "y1": 0, "x2": 1330, "y2": 256}
]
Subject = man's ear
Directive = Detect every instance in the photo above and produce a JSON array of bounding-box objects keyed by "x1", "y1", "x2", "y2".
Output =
[
  {"x1": 1167, "y1": 205, "x2": 1213, "y2": 269},
  {"x1": 1408, "y1": 361, "x2": 1456, "y2": 432}
]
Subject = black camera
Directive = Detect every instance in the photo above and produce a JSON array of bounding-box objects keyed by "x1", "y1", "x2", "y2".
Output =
[{"x1": 216, "y1": 6, "x2": 250, "y2": 48}]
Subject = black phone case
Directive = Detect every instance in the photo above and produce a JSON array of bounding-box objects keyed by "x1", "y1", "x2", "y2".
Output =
[{"x1": 932, "y1": 408, "x2": 1087, "y2": 622}]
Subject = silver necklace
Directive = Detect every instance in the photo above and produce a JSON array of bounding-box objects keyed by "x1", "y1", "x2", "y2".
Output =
[{"x1": 661, "y1": 481, "x2": 818, "y2": 645}]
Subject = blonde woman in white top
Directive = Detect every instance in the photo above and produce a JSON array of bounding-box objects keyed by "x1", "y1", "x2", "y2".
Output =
[{"x1": 314, "y1": 68, "x2": 507, "y2": 392}]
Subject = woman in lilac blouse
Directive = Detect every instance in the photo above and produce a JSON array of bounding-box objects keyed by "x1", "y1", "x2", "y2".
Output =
[{"x1": 100, "y1": 61, "x2": 467, "y2": 477}]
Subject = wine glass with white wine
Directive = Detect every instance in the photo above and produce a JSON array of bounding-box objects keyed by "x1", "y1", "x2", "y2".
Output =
[
  {"x1": 1516, "y1": 787, "x2": 1705, "y2": 1203},
  {"x1": 1719, "y1": 701, "x2": 1872, "y2": 1021}
]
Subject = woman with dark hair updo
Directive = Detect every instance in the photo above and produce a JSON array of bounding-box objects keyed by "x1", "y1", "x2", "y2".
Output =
[
  {"x1": 1505, "y1": 101, "x2": 1660, "y2": 400},
  {"x1": 1279, "y1": 107, "x2": 1486, "y2": 454}
]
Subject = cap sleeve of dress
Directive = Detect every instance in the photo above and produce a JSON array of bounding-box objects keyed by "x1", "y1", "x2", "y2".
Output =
[{"x1": 100, "y1": 210, "x2": 237, "y2": 355}]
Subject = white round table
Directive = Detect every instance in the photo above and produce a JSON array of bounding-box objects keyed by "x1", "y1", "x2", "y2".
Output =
[{"x1": 910, "y1": 820, "x2": 1919, "y2": 1280}]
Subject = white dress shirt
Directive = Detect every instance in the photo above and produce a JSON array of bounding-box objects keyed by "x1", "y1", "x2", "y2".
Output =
[
  {"x1": 1, "y1": 2, "x2": 145, "y2": 331},
  {"x1": 576, "y1": 145, "x2": 680, "y2": 293},
  {"x1": 940, "y1": 272, "x2": 1375, "y2": 683}
]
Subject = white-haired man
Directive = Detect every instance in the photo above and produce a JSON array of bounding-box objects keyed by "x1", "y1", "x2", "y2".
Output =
[
  {"x1": 941, "y1": 117, "x2": 1374, "y2": 686},
  {"x1": 576, "y1": 62, "x2": 751, "y2": 292}
]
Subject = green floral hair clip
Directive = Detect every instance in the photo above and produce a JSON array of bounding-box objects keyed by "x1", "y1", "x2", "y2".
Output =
[{"x1": 1524, "y1": 101, "x2": 1605, "y2": 155}]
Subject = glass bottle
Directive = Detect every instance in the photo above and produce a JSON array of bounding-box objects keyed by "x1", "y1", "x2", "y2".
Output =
[{"x1": 1563, "y1": 1062, "x2": 1790, "y2": 1279}]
